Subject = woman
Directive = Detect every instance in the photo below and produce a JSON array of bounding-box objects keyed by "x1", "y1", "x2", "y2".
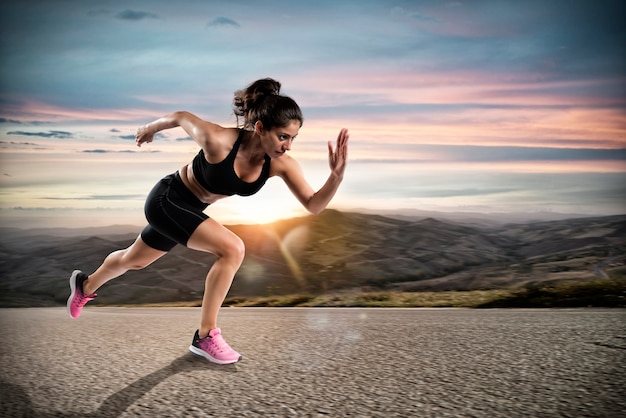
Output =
[{"x1": 66, "y1": 78, "x2": 349, "y2": 365}]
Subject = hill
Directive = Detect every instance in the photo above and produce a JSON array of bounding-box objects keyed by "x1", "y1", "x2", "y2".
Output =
[{"x1": 0, "y1": 210, "x2": 624, "y2": 307}]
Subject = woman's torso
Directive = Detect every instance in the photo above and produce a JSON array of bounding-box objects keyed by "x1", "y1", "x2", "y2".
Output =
[{"x1": 179, "y1": 128, "x2": 272, "y2": 204}]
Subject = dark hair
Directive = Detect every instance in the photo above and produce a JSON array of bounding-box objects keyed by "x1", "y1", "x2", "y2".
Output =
[{"x1": 233, "y1": 78, "x2": 303, "y2": 130}]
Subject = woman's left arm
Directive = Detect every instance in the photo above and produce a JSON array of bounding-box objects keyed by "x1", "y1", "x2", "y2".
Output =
[{"x1": 279, "y1": 128, "x2": 349, "y2": 215}]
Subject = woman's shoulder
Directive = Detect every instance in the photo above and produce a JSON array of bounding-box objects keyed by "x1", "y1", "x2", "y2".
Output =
[
  {"x1": 200, "y1": 125, "x2": 242, "y2": 161},
  {"x1": 269, "y1": 153, "x2": 300, "y2": 177},
  {"x1": 207, "y1": 125, "x2": 241, "y2": 144}
]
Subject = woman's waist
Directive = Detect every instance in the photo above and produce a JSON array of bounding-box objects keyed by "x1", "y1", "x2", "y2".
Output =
[{"x1": 177, "y1": 164, "x2": 229, "y2": 205}]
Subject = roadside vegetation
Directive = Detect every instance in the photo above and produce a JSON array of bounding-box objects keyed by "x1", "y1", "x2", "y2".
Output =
[
  {"x1": 222, "y1": 278, "x2": 626, "y2": 308},
  {"x1": 125, "y1": 277, "x2": 626, "y2": 309}
]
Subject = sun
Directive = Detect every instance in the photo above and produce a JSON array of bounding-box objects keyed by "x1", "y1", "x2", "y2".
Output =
[{"x1": 212, "y1": 187, "x2": 309, "y2": 225}]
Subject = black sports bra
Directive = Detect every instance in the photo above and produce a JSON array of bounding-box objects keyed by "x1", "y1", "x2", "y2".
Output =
[{"x1": 191, "y1": 129, "x2": 271, "y2": 197}]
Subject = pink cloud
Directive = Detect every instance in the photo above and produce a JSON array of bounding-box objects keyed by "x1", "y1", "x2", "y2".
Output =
[
  {"x1": 290, "y1": 67, "x2": 625, "y2": 150},
  {"x1": 2, "y1": 98, "x2": 155, "y2": 123}
]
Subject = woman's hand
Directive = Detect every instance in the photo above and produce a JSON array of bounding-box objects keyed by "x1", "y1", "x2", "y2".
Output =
[
  {"x1": 135, "y1": 125, "x2": 155, "y2": 147},
  {"x1": 328, "y1": 128, "x2": 349, "y2": 177}
]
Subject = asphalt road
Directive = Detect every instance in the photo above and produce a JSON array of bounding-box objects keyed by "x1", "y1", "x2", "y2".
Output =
[{"x1": 0, "y1": 307, "x2": 624, "y2": 417}]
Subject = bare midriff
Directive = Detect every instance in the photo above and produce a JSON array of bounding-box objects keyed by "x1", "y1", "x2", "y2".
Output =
[{"x1": 179, "y1": 163, "x2": 229, "y2": 204}]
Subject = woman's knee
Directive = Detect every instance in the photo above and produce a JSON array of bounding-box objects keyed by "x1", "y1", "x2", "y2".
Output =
[
  {"x1": 218, "y1": 235, "x2": 245, "y2": 264},
  {"x1": 188, "y1": 219, "x2": 246, "y2": 263}
]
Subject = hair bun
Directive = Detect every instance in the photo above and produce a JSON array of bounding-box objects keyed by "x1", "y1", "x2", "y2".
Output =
[
  {"x1": 233, "y1": 78, "x2": 302, "y2": 130},
  {"x1": 252, "y1": 78, "x2": 281, "y2": 99}
]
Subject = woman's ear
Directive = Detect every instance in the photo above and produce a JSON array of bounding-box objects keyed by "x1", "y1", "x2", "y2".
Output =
[{"x1": 254, "y1": 120, "x2": 265, "y2": 134}]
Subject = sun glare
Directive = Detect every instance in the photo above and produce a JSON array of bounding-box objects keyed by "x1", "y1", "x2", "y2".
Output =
[{"x1": 216, "y1": 195, "x2": 309, "y2": 226}]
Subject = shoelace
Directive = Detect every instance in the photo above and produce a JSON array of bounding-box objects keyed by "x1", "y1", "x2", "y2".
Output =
[
  {"x1": 201, "y1": 333, "x2": 230, "y2": 354},
  {"x1": 211, "y1": 334, "x2": 230, "y2": 353},
  {"x1": 73, "y1": 291, "x2": 96, "y2": 308}
]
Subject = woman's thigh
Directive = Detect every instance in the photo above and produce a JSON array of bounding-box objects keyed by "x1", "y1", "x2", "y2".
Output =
[{"x1": 186, "y1": 218, "x2": 245, "y2": 258}]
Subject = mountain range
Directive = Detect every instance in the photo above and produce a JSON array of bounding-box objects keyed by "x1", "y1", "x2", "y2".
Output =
[{"x1": 0, "y1": 210, "x2": 624, "y2": 307}]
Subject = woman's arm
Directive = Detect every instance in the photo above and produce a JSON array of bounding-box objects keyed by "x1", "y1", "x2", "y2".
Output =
[
  {"x1": 135, "y1": 111, "x2": 215, "y2": 148},
  {"x1": 279, "y1": 128, "x2": 349, "y2": 214}
]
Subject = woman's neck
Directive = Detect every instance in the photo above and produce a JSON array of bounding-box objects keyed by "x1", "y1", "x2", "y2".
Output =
[{"x1": 239, "y1": 130, "x2": 266, "y2": 163}]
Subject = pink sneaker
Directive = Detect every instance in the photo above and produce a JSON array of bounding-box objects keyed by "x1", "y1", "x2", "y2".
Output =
[
  {"x1": 66, "y1": 270, "x2": 97, "y2": 319},
  {"x1": 189, "y1": 328, "x2": 242, "y2": 365}
]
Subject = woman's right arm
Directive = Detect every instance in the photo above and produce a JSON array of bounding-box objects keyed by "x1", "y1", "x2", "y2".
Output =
[{"x1": 135, "y1": 111, "x2": 214, "y2": 148}]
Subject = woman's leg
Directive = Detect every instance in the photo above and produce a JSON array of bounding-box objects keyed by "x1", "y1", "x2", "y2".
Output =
[
  {"x1": 186, "y1": 218, "x2": 245, "y2": 338},
  {"x1": 82, "y1": 235, "x2": 168, "y2": 294}
]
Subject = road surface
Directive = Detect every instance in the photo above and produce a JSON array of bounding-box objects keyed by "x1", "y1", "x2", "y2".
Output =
[{"x1": 1, "y1": 307, "x2": 625, "y2": 417}]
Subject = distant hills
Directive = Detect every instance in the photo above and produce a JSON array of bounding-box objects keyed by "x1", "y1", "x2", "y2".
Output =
[{"x1": 0, "y1": 210, "x2": 624, "y2": 307}]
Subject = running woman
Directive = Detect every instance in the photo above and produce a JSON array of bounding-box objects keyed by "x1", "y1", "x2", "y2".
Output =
[{"x1": 66, "y1": 78, "x2": 349, "y2": 364}]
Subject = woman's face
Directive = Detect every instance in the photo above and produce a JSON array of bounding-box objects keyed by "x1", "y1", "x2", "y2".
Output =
[{"x1": 258, "y1": 119, "x2": 300, "y2": 158}]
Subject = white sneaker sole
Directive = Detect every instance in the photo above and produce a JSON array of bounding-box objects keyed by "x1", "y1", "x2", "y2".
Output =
[
  {"x1": 66, "y1": 270, "x2": 82, "y2": 319},
  {"x1": 188, "y1": 345, "x2": 242, "y2": 365}
]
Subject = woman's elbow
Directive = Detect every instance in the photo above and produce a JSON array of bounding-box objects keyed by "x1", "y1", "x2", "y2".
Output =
[
  {"x1": 299, "y1": 192, "x2": 328, "y2": 215},
  {"x1": 171, "y1": 110, "x2": 190, "y2": 122},
  {"x1": 305, "y1": 201, "x2": 326, "y2": 215}
]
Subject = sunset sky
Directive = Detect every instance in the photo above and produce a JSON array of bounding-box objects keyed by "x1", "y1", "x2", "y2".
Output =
[{"x1": 1, "y1": 0, "x2": 624, "y2": 229}]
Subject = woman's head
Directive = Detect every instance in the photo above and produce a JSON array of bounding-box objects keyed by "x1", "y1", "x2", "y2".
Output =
[{"x1": 233, "y1": 78, "x2": 303, "y2": 131}]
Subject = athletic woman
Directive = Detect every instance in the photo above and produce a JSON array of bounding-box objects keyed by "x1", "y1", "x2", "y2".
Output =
[{"x1": 66, "y1": 78, "x2": 349, "y2": 364}]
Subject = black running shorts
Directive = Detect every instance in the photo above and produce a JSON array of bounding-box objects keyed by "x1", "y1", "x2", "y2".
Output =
[{"x1": 140, "y1": 172, "x2": 209, "y2": 251}]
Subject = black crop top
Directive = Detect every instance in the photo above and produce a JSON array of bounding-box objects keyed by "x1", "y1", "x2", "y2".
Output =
[{"x1": 191, "y1": 129, "x2": 271, "y2": 197}]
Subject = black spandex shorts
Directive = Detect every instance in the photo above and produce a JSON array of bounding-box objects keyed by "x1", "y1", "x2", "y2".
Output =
[{"x1": 140, "y1": 172, "x2": 209, "y2": 251}]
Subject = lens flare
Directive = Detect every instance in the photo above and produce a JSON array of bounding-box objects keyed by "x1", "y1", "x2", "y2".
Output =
[
  {"x1": 267, "y1": 225, "x2": 310, "y2": 288},
  {"x1": 238, "y1": 259, "x2": 266, "y2": 283}
]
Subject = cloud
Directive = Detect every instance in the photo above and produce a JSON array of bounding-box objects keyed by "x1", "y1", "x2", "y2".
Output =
[
  {"x1": 0, "y1": 140, "x2": 39, "y2": 146},
  {"x1": 0, "y1": 118, "x2": 22, "y2": 124},
  {"x1": 351, "y1": 158, "x2": 437, "y2": 164},
  {"x1": 7, "y1": 130, "x2": 72, "y2": 139},
  {"x1": 82, "y1": 149, "x2": 159, "y2": 153},
  {"x1": 391, "y1": 7, "x2": 440, "y2": 23},
  {"x1": 208, "y1": 16, "x2": 240, "y2": 28},
  {"x1": 41, "y1": 194, "x2": 145, "y2": 201},
  {"x1": 438, "y1": 146, "x2": 626, "y2": 163},
  {"x1": 115, "y1": 10, "x2": 159, "y2": 21},
  {"x1": 116, "y1": 132, "x2": 167, "y2": 141},
  {"x1": 350, "y1": 145, "x2": 626, "y2": 165},
  {"x1": 0, "y1": 118, "x2": 56, "y2": 126},
  {"x1": 416, "y1": 187, "x2": 518, "y2": 198}
]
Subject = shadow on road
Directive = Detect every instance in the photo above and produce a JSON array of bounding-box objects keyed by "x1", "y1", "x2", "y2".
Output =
[
  {"x1": 0, "y1": 380, "x2": 35, "y2": 418},
  {"x1": 1, "y1": 352, "x2": 237, "y2": 418},
  {"x1": 91, "y1": 352, "x2": 237, "y2": 418}
]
